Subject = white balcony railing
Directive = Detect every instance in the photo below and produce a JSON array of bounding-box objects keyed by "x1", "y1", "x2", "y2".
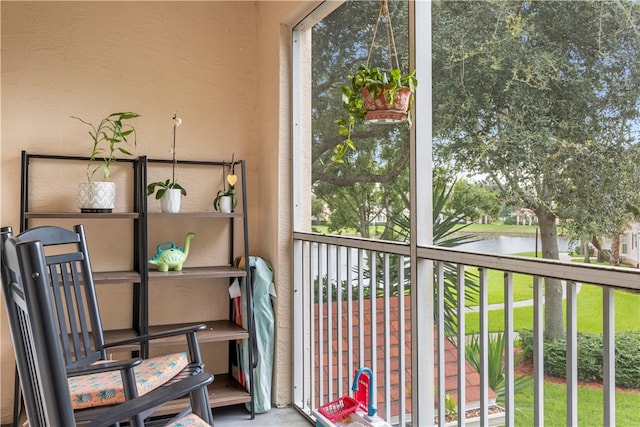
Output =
[{"x1": 292, "y1": 231, "x2": 640, "y2": 426}]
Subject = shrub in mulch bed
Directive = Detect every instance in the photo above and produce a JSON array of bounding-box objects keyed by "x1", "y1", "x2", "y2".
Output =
[{"x1": 519, "y1": 329, "x2": 640, "y2": 389}]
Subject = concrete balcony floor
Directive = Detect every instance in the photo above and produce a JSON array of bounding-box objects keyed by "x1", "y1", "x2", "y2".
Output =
[{"x1": 212, "y1": 404, "x2": 311, "y2": 426}]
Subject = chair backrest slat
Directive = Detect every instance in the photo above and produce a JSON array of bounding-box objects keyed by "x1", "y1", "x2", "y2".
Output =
[
  {"x1": 19, "y1": 225, "x2": 106, "y2": 367},
  {"x1": 68, "y1": 259, "x2": 95, "y2": 360},
  {"x1": 2, "y1": 232, "x2": 78, "y2": 426},
  {"x1": 1, "y1": 226, "x2": 43, "y2": 425},
  {"x1": 12, "y1": 283, "x2": 48, "y2": 426},
  {"x1": 47, "y1": 261, "x2": 75, "y2": 363}
]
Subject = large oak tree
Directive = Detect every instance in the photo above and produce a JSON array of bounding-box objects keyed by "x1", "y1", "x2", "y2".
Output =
[{"x1": 432, "y1": 0, "x2": 640, "y2": 339}]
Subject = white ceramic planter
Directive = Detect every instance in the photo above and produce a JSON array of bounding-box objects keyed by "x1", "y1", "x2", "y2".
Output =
[
  {"x1": 78, "y1": 181, "x2": 116, "y2": 213},
  {"x1": 160, "y1": 188, "x2": 182, "y2": 213},
  {"x1": 219, "y1": 195, "x2": 232, "y2": 213}
]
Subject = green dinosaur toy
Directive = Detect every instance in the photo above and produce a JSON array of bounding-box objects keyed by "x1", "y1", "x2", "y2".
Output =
[{"x1": 149, "y1": 232, "x2": 195, "y2": 272}]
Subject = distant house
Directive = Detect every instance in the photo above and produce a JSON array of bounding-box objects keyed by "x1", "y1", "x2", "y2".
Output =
[
  {"x1": 614, "y1": 223, "x2": 640, "y2": 267},
  {"x1": 510, "y1": 208, "x2": 538, "y2": 226}
]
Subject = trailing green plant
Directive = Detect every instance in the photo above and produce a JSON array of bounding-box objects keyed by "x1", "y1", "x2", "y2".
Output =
[
  {"x1": 72, "y1": 112, "x2": 139, "y2": 181},
  {"x1": 334, "y1": 64, "x2": 417, "y2": 163},
  {"x1": 213, "y1": 187, "x2": 237, "y2": 211},
  {"x1": 465, "y1": 332, "x2": 532, "y2": 405},
  {"x1": 213, "y1": 157, "x2": 238, "y2": 211},
  {"x1": 148, "y1": 113, "x2": 187, "y2": 199},
  {"x1": 445, "y1": 392, "x2": 457, "y2": 416},
  {"x1": 519, "y1": 329, "x2": 640, "y2": 388}
]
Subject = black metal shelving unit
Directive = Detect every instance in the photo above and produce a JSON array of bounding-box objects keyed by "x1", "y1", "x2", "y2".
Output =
[
  {"x1": 18, "y1": 151, "x2": 255, "y2": 420},
  {"x1": 144, "y1": 157, "x2": 254, "y2": 417}
]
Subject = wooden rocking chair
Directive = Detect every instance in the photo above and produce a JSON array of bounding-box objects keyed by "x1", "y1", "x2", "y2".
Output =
[{"x1": 1, "y1": 225, "x2": 214, "y2": 426}]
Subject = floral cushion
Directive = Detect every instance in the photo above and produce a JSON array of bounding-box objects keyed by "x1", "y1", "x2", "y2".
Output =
[
  {"x1": 68, "y1": 352, "x2": 189, "y2": 410},
  {"x1": 166, "y1": 413, "x2": 211, "y2": 427}
]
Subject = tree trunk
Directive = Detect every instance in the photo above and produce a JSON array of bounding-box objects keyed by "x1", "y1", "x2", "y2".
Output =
[
  {"x1": 592, "y1": 236, "x2": 609, "y2": 263},
  {"x1": 581, "y1": 237, "x2": 590, "y2": 263},
  {"x1": 536, "y1": 208, "x2": 565, "y2": 340},
  {"x1": 359, "y1": 202, "x2": 369, "y2": 238},
  {"x1": 610, "y1": 233, "x2": 621, "y2": 266}
]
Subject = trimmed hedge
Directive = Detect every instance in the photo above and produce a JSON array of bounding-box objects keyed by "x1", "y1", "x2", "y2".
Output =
[{"x1": 519, "y1": 329, "x2": 640, "y2": 388}]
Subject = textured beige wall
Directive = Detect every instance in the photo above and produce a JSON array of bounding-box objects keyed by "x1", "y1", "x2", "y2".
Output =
[
  {"x1": 0, "y1": 1, "x2": 316, "y2": 421},
  {"x1": 255, "y1": 0, "x2": 324, "y2": 407}
]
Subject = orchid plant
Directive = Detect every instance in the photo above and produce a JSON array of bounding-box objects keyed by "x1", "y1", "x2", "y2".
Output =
[{"x1": 147, "y1": 113, "x2": 187, "y2": 199}]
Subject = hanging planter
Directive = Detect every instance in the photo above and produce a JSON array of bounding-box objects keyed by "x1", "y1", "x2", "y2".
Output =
[
  {"x1": 334, "y1": 0, "x2": 418, "y2": 163},
  {"x1": 213, "y1": 154, "x2": 238, "y2": 213},
  {"x1": 361, "y1": 84, "x2": 413, "y2": 123}
]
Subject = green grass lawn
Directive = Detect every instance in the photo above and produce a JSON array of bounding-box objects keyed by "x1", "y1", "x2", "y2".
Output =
[
  {"x1": 463, "y1": 222, "x2": 568, "y2": 235},
  {"x1": 464, "y1": 249, "x2": 640, "y2": 334},
  {"x1": 465, "y1": 284, "x2": 640, "y2": 334},
  {"x1": 312, "y1": 221, "x2": 558, "y2": 237},
  {"x1": 311, "y1": 224, "x2": 387, "y2": 236},
  {"x1": 466, "y1": 266, "x2": 535, "y2": 304},
  {"x1": 463, "y1": 223, "x2": 539, "y2": 234},
  {"x1": 514, "y1": 380, "x2": 640, "y2": 426}
]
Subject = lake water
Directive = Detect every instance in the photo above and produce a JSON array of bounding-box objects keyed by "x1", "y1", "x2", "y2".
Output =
[{"x1": 455, "y1": 234, "x2": 570, "y2": 255}]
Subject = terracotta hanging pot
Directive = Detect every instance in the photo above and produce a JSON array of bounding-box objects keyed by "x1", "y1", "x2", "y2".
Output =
[{"x1": 360, "y1": 86, "x2": 412, "y2": 123}]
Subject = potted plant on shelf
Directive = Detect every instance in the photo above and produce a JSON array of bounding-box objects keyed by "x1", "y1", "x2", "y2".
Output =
[
  {"x1": 333, "y1": 0, "x2": 418, "y2": 163},
  {"x1": 213, "y1": 156, "x2": 238, "y2": 213},
  {"x1": 72, "y1": 111, "x2": 139, "y2": 213},
  {"x1": 147, "y1": 113, "x2": 187, "y2": 213}
]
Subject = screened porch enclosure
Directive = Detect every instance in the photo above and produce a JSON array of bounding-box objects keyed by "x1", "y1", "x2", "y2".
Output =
[{"x1": 291, "y1": 1, "x2": 640, "y2": 426}]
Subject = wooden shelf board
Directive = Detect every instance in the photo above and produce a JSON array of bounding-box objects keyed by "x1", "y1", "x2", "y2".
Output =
[
  {"x1": 148, "y1": 211, "x2": 243, "y2": 218},
  {"x1": 209, "y1": 373, "x2": 252, "y2": 408},
  {"x1": 152, "y1": 374, "x2": 251, "y2": 417},
  {"x1": 148, "y1": 320, "x2": 248, "y2": 345},
  {"x1": 94, "y1": 270, "x2": 140, "y2": 284},
  {"x1": 148, "y1": 265, "x2": 246, "y2": 281},
  {"x1": 25, "y1": 212, "x2": 139, "y2": 219}
]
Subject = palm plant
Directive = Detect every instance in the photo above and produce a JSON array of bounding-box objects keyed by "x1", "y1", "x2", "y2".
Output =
[
  {"x1": 314, "y1": 174, "x2": 480, "y2": 337},
  {"x1": 465, "y1": 332, "x2": 532, "y2": 406},
  {"x1": 387, "y1": 176, "x2": 480, "y2": 337}
]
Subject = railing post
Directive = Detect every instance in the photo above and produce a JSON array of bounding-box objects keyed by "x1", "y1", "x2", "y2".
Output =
[
  {"x1": 292, "y1": 240, "x2": 304, "y2": 407},
  {"x1": 603, "y1": 287, "x2": 615, "y2": 426},
  {"x1": 479, "y1": 268, "x2": 489, "y2": 425},
  {"x1": 533, "y1": 276, "x2": 544, "y2": 425},
  {"x1": 504, "y1": 272, "x2": 515, "y2": 427},
  {"x1": 456, "y1": 264, "x2": 466, "y2": 422},
  {"x1": 436, "y1": 262, "x2": 446, "y2": 427},
  {"x1": 566, "y1": 281, "x2": 578, "y2": 426}
]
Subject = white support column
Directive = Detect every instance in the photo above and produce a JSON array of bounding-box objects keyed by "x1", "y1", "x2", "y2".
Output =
[{"x1": 410, "y1": 1, "x2": 434, "y2": 425}]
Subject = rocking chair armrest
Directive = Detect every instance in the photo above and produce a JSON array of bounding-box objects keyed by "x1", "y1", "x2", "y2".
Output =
[
  {"x1": 85, "y1": 371, "x2": 214, "y2": 427},
  {"x1": 103, "y1": 324, "x2": 206, "y2": 348},
  {"x1": 66, "y1": 358, "x2": 143, "y2": 377}
]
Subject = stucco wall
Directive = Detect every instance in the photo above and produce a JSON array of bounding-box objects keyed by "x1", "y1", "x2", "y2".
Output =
[{"x1": 0, "y1": 1, "x2": 316, "y2": 421}]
